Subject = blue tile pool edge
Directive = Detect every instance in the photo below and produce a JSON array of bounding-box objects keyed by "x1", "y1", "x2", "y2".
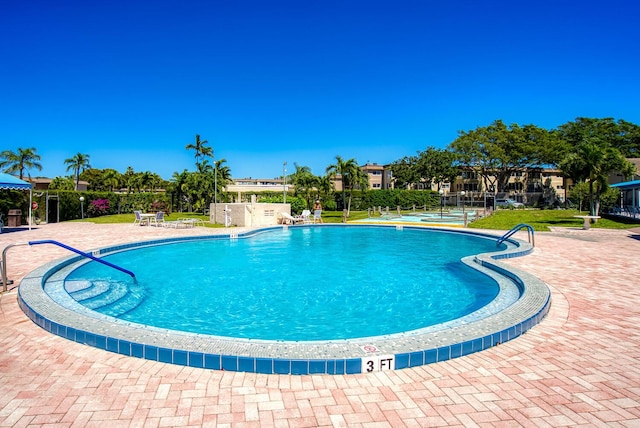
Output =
[{"x1": 17, "y1": 225, "x2": 550, "y2": 375}]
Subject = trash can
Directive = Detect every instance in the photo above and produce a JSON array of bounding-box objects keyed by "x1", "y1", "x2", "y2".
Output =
[{"x1": 7, "y1": 209, "x2": 22, "y2": 227}]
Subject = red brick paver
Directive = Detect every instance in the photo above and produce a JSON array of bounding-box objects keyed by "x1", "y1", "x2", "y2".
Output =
[{"x1": 1, "y1": 223, "x2": 639, "y2": 427}]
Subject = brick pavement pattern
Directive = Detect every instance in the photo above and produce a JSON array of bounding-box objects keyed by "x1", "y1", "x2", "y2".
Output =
[{"x1": 1, "y1": 222, "x2": 639, "y2": 427}]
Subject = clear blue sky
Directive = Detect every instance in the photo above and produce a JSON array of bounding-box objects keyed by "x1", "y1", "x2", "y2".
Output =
[{"x1": 2, "y1": 0, "x2": 639, "y2": 180}]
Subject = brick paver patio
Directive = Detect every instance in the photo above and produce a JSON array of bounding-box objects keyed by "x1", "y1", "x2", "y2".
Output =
[{"x1": 1, "y1": 222, "x2": 639, "y2": 427}]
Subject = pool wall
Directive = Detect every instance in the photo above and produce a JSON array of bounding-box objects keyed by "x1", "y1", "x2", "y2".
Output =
[{"x1": 18, "y1": 225, "x2": 550, "y2": 375}]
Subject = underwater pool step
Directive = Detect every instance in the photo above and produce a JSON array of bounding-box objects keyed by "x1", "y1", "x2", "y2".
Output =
[
  {"x1": 66, "y1": 279, "x2": 146, "y2": 317},
  {"x1": 66, "y1": 280, "x2": 111, "y2": 301}
]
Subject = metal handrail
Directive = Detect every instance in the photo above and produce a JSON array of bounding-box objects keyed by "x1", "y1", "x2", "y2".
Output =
[
  {"x1": 28, "y1": 240, "x2": 135, "y2": 278},
  {"x1": 2, "y1": 240, "x2": 135, "y2": 292},
  {"x1": 1, "y1": 242, "x2": 29, "y2": 292},
  {"x1": 496, "y1": 223, "x2": 535, "y2": 247}
]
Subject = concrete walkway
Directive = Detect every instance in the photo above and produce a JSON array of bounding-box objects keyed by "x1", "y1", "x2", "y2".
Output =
[{"x1": 1, "y1": 222, "x2": 639, "y2": 427}]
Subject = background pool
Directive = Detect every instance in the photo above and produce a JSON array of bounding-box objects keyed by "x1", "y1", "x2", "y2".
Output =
[{"x1": 66, "y1": 226, "x2": 503, "y2": 341}]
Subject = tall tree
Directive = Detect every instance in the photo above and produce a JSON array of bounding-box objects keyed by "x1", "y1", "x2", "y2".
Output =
[
  {"x1": 326, "y1": 155, "x2": 359, "y2": 211},
  {"x1": 0, "y1": 147, "x2": 42, "y2": 179},
  {"x1": 213, "y1": 158, "x2": 232, "y2": 204},
  {"x1": 123, "y1": 166, "x2": 136, "y2": 193},
  {"x1": 449, "y1": 120, "x2": 558, "y2": 193},
  {"x1": 389, "y1": 155, "x2": 420, "y2": 189},
  {"x1": 317, "y1": 175, "x2": 334, "y2": 202},
  {"x1": 290, "y1": 163, "x2": 320, "y2": 208},
  {"x1": 416, "y1": 147, "x2": 459, "y2": 191},
  {"x1": 614, "y1": 119, "x2": 640, "y2": 157},
  {"x1": 185, "y1": 134, "x2": 212, "y2": 170},
  {"x1": 101, "y1": 168, "x2": 123, "y2": 192},
  {"x1": 64, "y1": 152, "x2": 91, "y2": 191},
  {"x1": 170, "y1": 170, "x2": 190, "y2": 212},
  {"x1": 557, "y1": 117, "x2": 640, "y2": 158},
  {"x1": 79, "y1": 168, "x2": 104, "y2": 191},
  {"x1": 558, "y1": 118, "x2": 636, "y2": 216}
]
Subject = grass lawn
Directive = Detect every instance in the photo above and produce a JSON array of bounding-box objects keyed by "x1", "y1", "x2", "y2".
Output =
[
  {"x1": 75, "y1": 208, "x2": 639, "y2": 232},
  {"x1": 467, "y1": 208, "x2": 640, "y2": 231},
  {"x1": 75, "y1": 212, "x2": 222, "y2": 227}
]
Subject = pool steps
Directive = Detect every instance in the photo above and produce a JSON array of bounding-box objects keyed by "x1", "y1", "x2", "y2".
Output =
[{"x1": 66, "y1": 279, "x2": 145, "y2": 317}]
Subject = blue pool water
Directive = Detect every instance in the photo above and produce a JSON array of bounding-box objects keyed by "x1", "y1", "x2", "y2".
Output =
[
  {"x1": 354, "y1": 213, "x2": 466, "y2": 225},
  {"x1": 65, "y1": 226, "x2": 504, "y2": 341}
]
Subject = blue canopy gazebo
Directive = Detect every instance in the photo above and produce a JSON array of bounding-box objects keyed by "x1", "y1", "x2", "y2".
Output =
[
  {"x1": 0, "y1": 172, "x2": 33, "y2": 231},
  {"x1": 611, "y1": 179, "x2": 640, "y2": 217}
]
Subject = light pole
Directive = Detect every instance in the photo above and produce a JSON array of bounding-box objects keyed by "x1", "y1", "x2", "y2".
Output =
[
  {"x1": 283, "y1": 161, "x2": 287, "y2": 204},
  {"x1": 460, "y1": 190, "x2": 466, "y2": 216},
  {"x1": 439, "y1": 189, "x2": 444, "y2": 219},
  {"x1": 79, "y1": 196, "x2": 85, "y2": 221},
  {"x1": 214, "y1": 153, "x2": 217, "y2": 224}
]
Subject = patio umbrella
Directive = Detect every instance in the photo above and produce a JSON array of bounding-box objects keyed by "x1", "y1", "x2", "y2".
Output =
[{"x1": 0, "y1": 172, "x2": 33, "y2": 230}]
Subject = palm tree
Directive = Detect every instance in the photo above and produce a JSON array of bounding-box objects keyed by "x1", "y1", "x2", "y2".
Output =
[
  {"x1": 317, "y1": 175, "x2": 334, "y2": 201},
  {"x1": 64, "y1": 153, "x2": 91, "y2": 191},
  {"x1": 214, "y1": 158, "x2": 232, "y2": 185},
  {"x1": 185, "y1": 134, "x2": 212, "y2": 169},
  {"x1": 291, "y1": 163, "x2": 320, "y2": 208},
  {"x1": 196, "y1": 159, "x2": 214, "y2": 174},
  {"x1": 101, "y1": 169, "x2": 123, "y2": 192},
  {"x1": 123, "y1": 166, "x2": 136, "y2": 193},
  {"x1": 211, "y1": 158, "x2": 232, "y2": 207},
  {"x1": 326, "y1": 155, "x2": 359, "y2": 212},
  {"x1": 0, "y1": 147, "x2": 42, "y2": 179},
  {"x1": 170, "y1": 170, "x2": 190, "y2": 212},
  {"x1": 559, "y1": 139, "x2": 635, "y2": 216},
  {"x1": 138, "y1": 171, "x2": 154, "y2": 192}
]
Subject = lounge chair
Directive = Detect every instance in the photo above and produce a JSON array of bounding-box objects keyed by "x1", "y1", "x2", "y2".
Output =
[
  {"x1": 162, "y1": 220, "x2": 183, "y2": 229},
  {"x1": 300, "y1": 210, "x2": 312, "y2": 224},
  {"x1": 178, "y1": 218, "x2": 204, "y2": 227},
  {"x1": 280, "y1": 212, "x2": 303, "y2": 225}
]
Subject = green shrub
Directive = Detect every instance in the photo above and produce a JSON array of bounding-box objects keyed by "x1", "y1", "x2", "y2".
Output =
[{"x1": 257, "y1": 195, "x2": 306, "y2": 214}]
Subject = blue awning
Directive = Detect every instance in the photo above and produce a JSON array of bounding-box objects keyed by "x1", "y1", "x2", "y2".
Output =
[
  {"x1": 610, "y1": 180, "x2": 640, "y2": 190},
  {"x1": 0, "y1": 173, "x2": 32, "y2": 190}
]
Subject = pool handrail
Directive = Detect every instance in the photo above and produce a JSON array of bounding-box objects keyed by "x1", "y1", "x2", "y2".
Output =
[
  {"x1": 496, "y1": 223, "x2": 534, "y2": 247},
  {"x1": 28, "y1": 240, "x2": 136, "y2": 279}
]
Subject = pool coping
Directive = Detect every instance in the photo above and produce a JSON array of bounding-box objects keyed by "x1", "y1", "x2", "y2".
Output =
[{"x1": 18, "y1": 224, "x2": 551, "y2": 375}]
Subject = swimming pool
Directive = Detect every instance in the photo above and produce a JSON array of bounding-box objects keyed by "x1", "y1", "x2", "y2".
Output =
[
  {"x1": 18, "y1": 225, "x2": 550, "y2": 375},
  {"x1": 353, "y1": 212, "x2": 471, "y2": 226},
  {"x1": 66, "y1": 226, "x2": 502, "y2": 341}
]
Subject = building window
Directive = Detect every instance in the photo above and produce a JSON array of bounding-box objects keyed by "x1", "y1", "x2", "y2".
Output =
[{"x1": 464, "y1": 183, "x2": 478, "y2": 191}]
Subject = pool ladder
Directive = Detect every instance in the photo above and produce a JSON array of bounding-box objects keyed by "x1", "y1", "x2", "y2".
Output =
[
  {"x1": 496, "y1": 223, "x2": 535, "y2": 247},
  {"x1": 2, "y1": 239, "x2": 135, "y2": 292}
]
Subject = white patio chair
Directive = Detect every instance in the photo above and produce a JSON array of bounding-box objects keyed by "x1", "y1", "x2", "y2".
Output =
[
  {"x1": 300, "y1": 210, "x2": 312, "y2": 224},
  {"x1": 133, "y1": 210, "x2": 146, "y2": 226},
  {"x1": 149, "y1": 211, "x2": 165, "y2": 227}
]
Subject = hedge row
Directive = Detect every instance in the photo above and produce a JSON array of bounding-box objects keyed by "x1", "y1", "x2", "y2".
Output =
[
  {"x1": 29, "y1": 191, "x2": 172, "y2": 222},
  {"x1": 4, "y1": 188, "x2": 442, "y2": 223}
]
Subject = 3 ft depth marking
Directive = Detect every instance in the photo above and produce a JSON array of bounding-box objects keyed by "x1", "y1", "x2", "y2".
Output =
[{"x1": 362, "y1": 355, "x2": 395, "y2": 373}]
